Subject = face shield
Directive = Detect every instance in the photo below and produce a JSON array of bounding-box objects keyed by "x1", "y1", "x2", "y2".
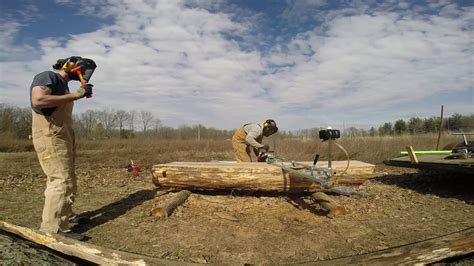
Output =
[
  {"x1": 73, "y1": 58, "x2": 97, "y2": 82},
  {"x1": 58, "y1": 56, "x2": 97, "y2": 82}
]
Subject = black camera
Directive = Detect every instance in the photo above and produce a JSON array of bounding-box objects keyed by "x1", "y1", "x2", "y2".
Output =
[{"x1": 319, "y1": 129, "x2": 340, "y2": 141}]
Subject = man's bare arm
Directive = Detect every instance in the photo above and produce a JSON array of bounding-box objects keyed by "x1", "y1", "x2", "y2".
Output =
[{"x1": 31, "y1": 86, "x2": 77, "y2": 109}]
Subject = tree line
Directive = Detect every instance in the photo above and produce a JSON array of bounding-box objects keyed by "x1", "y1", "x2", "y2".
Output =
[
  {"x1": 1, "y1": 103, "x2": 473, "y2": 140},
  {"x1": 375, "y1": 114, "x2": 473, "y2": 136},
  {"x1": 0, "y1": 104, "x2": 235, "y2": 140}
]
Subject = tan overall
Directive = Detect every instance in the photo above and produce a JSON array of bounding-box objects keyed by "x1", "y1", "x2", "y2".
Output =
[
  {"x1": 232, "y1": 127, "x2": 262, "y2": 162},
  {"x1": 32, "y1": 101, "x2": 76, "y2": 233}
]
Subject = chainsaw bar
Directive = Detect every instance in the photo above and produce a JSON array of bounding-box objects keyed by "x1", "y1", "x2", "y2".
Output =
[{"x1": 265, "y1": 152, "x2": 366, "y2": 197}]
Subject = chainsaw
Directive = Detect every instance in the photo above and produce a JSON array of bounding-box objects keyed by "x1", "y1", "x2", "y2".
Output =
[{"x1": 261, "y1": 129, "x2": 367, "y2": 197}]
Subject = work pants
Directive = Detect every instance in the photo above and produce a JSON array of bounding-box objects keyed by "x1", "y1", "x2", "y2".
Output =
[
  {"x1": 232, "y1": 127, "x2": 253, "y2": 162},
  {"x1": 32, "y1": 102, "x2": 76, "y2": 233}
]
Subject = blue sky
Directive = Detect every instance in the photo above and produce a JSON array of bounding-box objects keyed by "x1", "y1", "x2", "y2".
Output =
[{"x1": 0, "y1": 0, "x2": 472, "y2": 130}]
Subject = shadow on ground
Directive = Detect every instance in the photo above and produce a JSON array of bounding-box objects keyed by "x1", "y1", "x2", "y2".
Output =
[
  {"x1": 72, "y1": 189, "x2": 157, "y2": 234},
  {"x1": 164, "y1": 189, "x2": 328, "y2": 216},
  {"x1": 284, "y1": 195, "x2": 328, "y2": 216},
  {"x1": 374, "y1": 168, "x2": 474, "y2": 204}
]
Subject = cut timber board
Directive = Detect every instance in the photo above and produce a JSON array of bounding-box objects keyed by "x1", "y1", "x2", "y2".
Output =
[
  {"x1": 0, "y1": 220, "x2": 188, "y2": 265},
  {"x1": 152, "y1": 161, "x2": 374, "y2": 192},
  {"x1": 385, "y1": 155, "x2": 474, "y2": 174}
]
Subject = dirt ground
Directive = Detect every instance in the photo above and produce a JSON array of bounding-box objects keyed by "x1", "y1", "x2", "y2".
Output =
[{"x1": 1, "y1": 152, "x2": 473, "y2": 264}]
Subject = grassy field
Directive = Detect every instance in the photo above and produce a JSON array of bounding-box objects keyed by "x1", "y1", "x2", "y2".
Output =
[
  {"x1": 0, "y1": 133, "x2": 462, "y2": 182},
  {"x1": 0, "y1": 133, "x2": 462, "y2": 165}
]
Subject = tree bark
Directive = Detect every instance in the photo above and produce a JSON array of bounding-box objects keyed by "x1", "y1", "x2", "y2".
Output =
[
  {"x1": 150, "y1": 190, "x2": 192, "y2": 218},
  {"x1": 152, "y1": 162, "x2": 372, "y2": 192}
]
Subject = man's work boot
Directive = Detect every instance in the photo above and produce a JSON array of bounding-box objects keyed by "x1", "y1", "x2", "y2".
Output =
[
  {"x1": 58, "y1": 231, "x2": 86, "y2": 241},
  {"x1": 70, "y1": 215, "x2": 90, "y2": 225}
]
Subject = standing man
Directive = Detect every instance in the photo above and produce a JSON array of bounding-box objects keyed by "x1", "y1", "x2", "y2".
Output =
[
  {"x1": 30, "y1": 56, "x2": 96, "y2": 241},
  {"x1": 232, "y1": 119, "x2": 278, "y2": 162}
]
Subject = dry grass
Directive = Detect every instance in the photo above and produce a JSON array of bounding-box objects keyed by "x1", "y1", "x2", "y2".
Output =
[
  {"x1": 0, "y1": 133, "x2": 34, "y2": 152},
  {"x1": 273, "y1": 133, "x2": 460, "y2": 164},
  {"x1": 71, "y1": 134, "x2": 461, "y2": 171},
  {"x1": 0, "y1": 134, "x2": 462, "y2": 175}
]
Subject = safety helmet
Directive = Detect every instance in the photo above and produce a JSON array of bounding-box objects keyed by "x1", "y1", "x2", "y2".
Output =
[
  {"x1": 263, "y1": 119, "x2": 278, "y2": 134},
  {"x1": 52, "y1": 56, "x2": 97, "y2": 82}
]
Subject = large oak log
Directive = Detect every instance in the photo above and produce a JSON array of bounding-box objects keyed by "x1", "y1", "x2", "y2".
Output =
[
  {"x1": 152, "y1": 161, "x2": 374, "y2": 192},
  {"x1": 150, "y1": 190, "x2": 191, "y2": 218},
  {"x1": 0, "y1": 220, "x2": 184, "y2": 265}
]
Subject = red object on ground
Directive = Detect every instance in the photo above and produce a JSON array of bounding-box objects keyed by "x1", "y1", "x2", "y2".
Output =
[
  {"x1": 131, "y1": 163, "x2": 140, "y2": 173},
  {"x1": 128, "y1": 160, "x2": 141, "y2": 173}
]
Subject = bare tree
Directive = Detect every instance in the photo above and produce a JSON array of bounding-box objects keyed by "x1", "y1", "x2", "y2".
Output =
[
  {"x1": 139, "y1": 110, "x2": 154, "y2": 132},
  {"x1": 154, "y1": 118, "x2": 162, "y2": 130},
  {"x1": 128, "y1": 110, "x2": 137, "y2": 131},
  {"x1": 97, "y1": 109, "x2": 118, "y2": 130},
  {"x1": 115, "y1": 110, "x2": 130, "y2": 133},
  {"x1": 80, "y1": 110, "x2": 98, "y2": 136}
]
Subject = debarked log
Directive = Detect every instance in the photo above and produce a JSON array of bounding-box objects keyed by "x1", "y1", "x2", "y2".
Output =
[
  {"x1": 152, "y1": 161, "x2": 372, "y2": 193},
  {"x1": 0, "y1": 220, "x2": 183, "y2": 265}
]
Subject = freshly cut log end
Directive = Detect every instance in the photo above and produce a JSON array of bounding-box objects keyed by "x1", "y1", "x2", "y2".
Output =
[
  {"x1": 151, "y1": 161, "x2": 374, "y2": 193},
  {"x1": 149, "y1": 207, "x2": 167, "y2": 218},
  {"x1": 328, "y1": 206, "x2": 348, "y2": 217},
  {"x1": 312, "y1": 192, "x2": 347, "y2": 217}
]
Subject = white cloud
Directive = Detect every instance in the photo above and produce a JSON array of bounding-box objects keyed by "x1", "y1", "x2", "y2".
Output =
[
  {"x1": 262, "y1": 9, "x2": 473, "y2": 127},
  {"x1": 0, "y1": 0, "x2": 472, "y2": 130},
  {"x1": 0, "y1": 20, "x2": 36, "y2": 61}
]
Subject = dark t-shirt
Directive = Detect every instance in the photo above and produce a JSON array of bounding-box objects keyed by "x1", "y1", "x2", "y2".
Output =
[{"x1": 30, "y1": 71, "x2": 69, "y2": 116}]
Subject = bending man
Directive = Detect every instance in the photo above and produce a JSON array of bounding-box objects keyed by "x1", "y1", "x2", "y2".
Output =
[
  {"x1": 30, "y1": 56, "x2": 96, "y2": 241},
  {"x1": 232, "y1": 119, "x2": 278, "y2": 162}
]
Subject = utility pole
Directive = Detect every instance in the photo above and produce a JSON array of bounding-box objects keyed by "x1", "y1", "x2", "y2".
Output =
[
  {"x1": 436, "y1": 105, "x2": 444, "y2": 150},
  {"x1": 197, "y1": 125, "x2": 201, "y2": 141}
]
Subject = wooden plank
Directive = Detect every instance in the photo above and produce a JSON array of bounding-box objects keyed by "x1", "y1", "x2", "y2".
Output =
[
  {"x1": 152, "y1": 161, "x2": 371, "y2": 192},
  {"x1": 385, "y1": 155, "x2": 474, "y2": 174},
  {"x1": 0, "y1": 220, "x2": 186, "y2": 265},
  {"x1": 304, "y1": 227, "x2": 474, "y2": 265},
  {"x1": 406, "y1": 146, "x2": 419, "y2": 164},
  {"x1": 388, "y1": 155, "x2": 474, "y2": 165}
]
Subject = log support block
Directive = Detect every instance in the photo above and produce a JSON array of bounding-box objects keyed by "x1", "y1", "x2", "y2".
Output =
[
  {"x1": 311, "y1": 192, "x2": 347, "y2": 217},
  {"x1": 150, "y1": 190, "x2": 192, "y2": 218}
]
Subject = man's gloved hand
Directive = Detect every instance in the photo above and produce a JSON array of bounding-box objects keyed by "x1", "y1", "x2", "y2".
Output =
[
  {"x1": 257, "y1": 144, "x2": 270, "y2": 158},
  {"x1": 73, "y1": 84, "x2": 93, "y2": 99}
]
